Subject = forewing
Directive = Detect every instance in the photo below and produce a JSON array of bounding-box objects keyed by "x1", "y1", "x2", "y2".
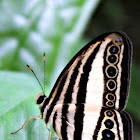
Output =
[{"x1": 46, "y1": 32, "x2": 132, "y2": 111}]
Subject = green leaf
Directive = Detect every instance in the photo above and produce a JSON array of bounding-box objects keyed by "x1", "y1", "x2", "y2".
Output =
[
  {"x1": 0, "y1": 71, "x2": 47, "y2": 139},
  {"x1": 0, "y1": 71, "x2": 57, "y2": 139},
  {"x1": 0, "y1": 71, "x2": 39, "y2": 115}
]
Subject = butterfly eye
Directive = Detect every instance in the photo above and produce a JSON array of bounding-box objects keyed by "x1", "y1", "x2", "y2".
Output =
[{"x1": 36, "y1": 95, "x2": 46, "y2": 104}]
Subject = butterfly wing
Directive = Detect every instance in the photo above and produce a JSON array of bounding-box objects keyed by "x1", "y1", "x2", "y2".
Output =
[
  {"x1": 50, "y1": 104, "x2": 132, "y2": 140},
  {"x1": 46, "y1": 32, "x2": 132, "y2": 109},
  {"x1": 41, "y1": 32, "x2": 133, "y2": 140}
]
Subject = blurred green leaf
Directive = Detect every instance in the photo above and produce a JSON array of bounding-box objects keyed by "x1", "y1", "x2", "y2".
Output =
[
  {"x1": 0, "y1": 71, "x2": 57, "y2": 139},
  {"x1": 0, "y1": 71, "x2": 38, "y2": 116},
  {"x1": 127, "y1": 64, "x2": 140, "y2": 119},
  {"x1": 0, "y1": 71, "x2": 46, "y2": 139},
  {"x1": 0, "y1": 0, "x2": 100, "y2": 139}
]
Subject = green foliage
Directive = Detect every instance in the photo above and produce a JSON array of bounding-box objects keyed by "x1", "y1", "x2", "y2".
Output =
[
  {"x1": 127, "y1": 64, "x2": 140, "y2": 120},
  {"x1": 0, "y1": 0, "x2": 100, "y2": 139}
]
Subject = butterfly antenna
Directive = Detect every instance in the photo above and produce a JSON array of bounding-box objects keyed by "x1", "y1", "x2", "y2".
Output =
[
  {"x1": 43, "y1": 53, "x2": 46, "y2": 95},
  {"x1": 27, "y1": 65, "x2": 44, "y2": 94}
]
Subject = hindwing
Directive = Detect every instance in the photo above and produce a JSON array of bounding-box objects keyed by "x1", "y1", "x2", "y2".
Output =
[{"x1": 50, "y1": 104, "x2": 132, "y2": 140}]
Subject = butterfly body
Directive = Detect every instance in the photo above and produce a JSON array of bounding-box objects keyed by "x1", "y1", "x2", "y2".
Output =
[{"x1": 35, "y1": 32, "x2": 132, "y2": 140}]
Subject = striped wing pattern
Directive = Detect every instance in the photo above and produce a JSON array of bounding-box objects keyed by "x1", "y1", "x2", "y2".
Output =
[
  {"x1": 50, "y1": 104, "x2": 132, "y2": 140},
  {"x1": 36, "y1": 32, "x2": 133, "y2": 140}
]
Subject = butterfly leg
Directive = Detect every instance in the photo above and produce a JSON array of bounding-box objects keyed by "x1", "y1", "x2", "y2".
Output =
[
  {"x1": 11, "y1": 117, "x2": 42, "y2": 134},
  {"x1": 46, "y1": 124, "x2": 51, "y2": 140}
]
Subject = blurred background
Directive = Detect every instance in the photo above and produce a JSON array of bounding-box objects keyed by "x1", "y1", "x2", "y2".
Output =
[{"x1": 0, "y1": 0, "x2": 139, "y2": 140}]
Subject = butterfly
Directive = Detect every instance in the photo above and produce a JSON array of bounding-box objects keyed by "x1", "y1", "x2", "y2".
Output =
[{"x1": 12, "y1": 32, "x2": 133, "y2": 140}]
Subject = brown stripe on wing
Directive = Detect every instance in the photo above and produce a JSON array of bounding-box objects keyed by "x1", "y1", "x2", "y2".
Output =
[
  {"x1": 61, "y1": 60, "x2": 82, "y2": 139},
  {"x1": 43, "y1": 56, "x2": 82, "y2": 123},
  {"x1": 43, "y1": 73, "x2": 68, "y2": 123},
  {"x1": 53, "y1": 111, "x2": 57, "y2": 132},
  {"x1": 76, "y1": 43, "x2": 101, "y2": 103},
  {"x1": 44, "y1": 42, "x2": 101, "y2": 124},
  {"x1": 41, "y1": 57, "x2": 80, "y2": 117},
  {"x1": 73, "y1": 43, "x2": 101, "y2": 139},
  {"x1": 92, "y1": 107, "x2": 105, "y2": 140},
  {"x1": 74, "y1": 104, "x2": 85, "y2": 140}
]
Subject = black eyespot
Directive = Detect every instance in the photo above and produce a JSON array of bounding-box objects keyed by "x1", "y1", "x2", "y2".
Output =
[
  {"x1": 36, "y1": 95, "x2": 46, "y2": 104},
  {"x1": 106, "y1": 66, "x2": 117, "y2": 77},
  {"x1": 108, "y1": 94, "x2": 115, "y2": 100},
  {"x1": 107, "y1": 101, "x2": 114, "y2": 106},
  {"x1": 102, "y1": 129, "x2": 115, "y2": 139},
  {"x1": 104, "y1": 119, "x2": 114, "y2": 129},
  {"x1": 115, "y1": 38, "x2": 121, "y2": 44},
  {"x1": 109, "y1": 46, "x2": 119, "y2": 54},
  {"x1": 106, "y1": 110, "x2": 113, "y2": 117},
  {"x1": 107, "y1": 80, "x2": 116, "y2": 90},
  {"x1": 108, "y1": 55, "x2": 117, "y2": 64}
]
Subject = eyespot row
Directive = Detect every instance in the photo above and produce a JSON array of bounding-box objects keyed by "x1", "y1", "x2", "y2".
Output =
[
  {"x1": 101, "y1": 35, "x2": 122, "y2": 139},
  {"x1": 101, "y1": 110, "x2": 115, "y2": 139},
  {"x1": 105, "y1": 43, "x2": 121, "y2": 107}
]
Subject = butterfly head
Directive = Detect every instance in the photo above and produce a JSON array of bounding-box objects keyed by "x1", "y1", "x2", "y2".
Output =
[{"x1": 35, "y1": 92, "x2": 47, "y2": 105}]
